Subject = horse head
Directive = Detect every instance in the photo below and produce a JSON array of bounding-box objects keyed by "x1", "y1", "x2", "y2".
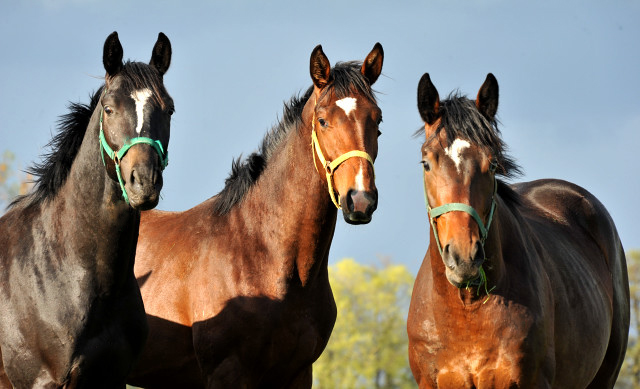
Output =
[
  {"x1": 99, "y1": 32, "x2": 174, "y2": 210},
  {"x1": 418, "y1": 73, "x2": 500, "y2": 287},
  {"x1": 308, "y1": 43, "x2": 384, "y2": 224}
]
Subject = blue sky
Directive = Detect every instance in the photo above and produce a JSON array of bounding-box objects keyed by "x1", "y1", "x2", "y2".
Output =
[{"x1": 1, "y1": 0, "x2": 639, "y2": 274}]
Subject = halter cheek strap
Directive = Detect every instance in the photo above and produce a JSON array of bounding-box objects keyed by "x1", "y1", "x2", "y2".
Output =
[
  {"x1": 98, "y1": 99, "x2": 168, "y2": 205},
  {"x1": 310, "y1": 99, "x2": 375, "y2": 209}
]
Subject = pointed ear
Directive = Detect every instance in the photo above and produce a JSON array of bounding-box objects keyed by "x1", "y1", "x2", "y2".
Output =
[
  {"x1": 361, "y1": 42, "x2": 383, "y2": 85},
  {"x1": 476, "y1": 73, "x2": 499, "y2": 121},
  {"x1": 149, "y1": 32, "x2": 172, "y2": 76},
  {"x1": 103, "y1": 31, "x2": 123, "y2": 77},
  {"x1": 309, "y1": 45, "x2": 332, "y2": 90},
  {"x1": 417, "y1": 73, "x2": 440, "y2": 125}
]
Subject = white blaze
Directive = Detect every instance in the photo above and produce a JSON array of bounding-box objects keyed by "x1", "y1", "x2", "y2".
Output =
[
  {"x1": 336, "y1": 97, "x2": 357, "y2": 116},
  {"x1": 354, "y1": 168, "x2": 365, "y2": 191},
  {"x1": 444, "y1": 138, "x2": 470, "y2": 173},
  {"x1": 131, "y1": 88, "x2": 153, "y2": 134}
]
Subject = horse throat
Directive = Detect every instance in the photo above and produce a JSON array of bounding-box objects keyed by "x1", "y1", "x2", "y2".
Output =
[{"x1": 57, "y1": 107, "x2": 139, "y2": 286}]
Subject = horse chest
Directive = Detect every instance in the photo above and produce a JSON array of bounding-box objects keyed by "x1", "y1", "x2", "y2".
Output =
[{"x1": 412, "y1": 294, "x2": 550, "y2": 388}]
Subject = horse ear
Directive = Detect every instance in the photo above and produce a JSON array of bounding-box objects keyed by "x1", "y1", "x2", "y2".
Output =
[
  {"x1": 417, "y1": 73, "x2": 440, "y2": 125},
  {"x1": 361, "y1": 42, "x2": 383, "y2": 85},
  {"x1": 309, "y1": 45, "x2": 333, "y2": 89},
  {"x1": 476, "y1": 73, "x2": 499, "y2": 121},
  {"x1": 149, "y1": 32, "x2": 172, "y2": 76},
  {"x1": 103, "y1": 31, "x2": 123, "y2": 77}
]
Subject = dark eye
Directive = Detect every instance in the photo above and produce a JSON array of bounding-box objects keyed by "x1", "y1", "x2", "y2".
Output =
[
  {"x1": 421, "y1": 160, "x2": 431, "y2": 172},
  {"x1": 318, "y1": 118, "x2": 328, "y2": 128},
  {"x1": 104, "y1": 106, "x2": 113, "y2": 115},
  {"x1": 489, "y1": 159, "x2": 497, "y2": 173},
  {"x1": 377, "y1": 130, "x2": 382, "y2": 137},
  {"x1": 167, "y1": 108, "x2": 175, "y2": 116}
]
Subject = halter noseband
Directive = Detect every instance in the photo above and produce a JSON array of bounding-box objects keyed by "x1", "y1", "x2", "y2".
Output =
[
  {"x1": 98, "y1": 90, "x2": 168, "y2": 205},
  {"x1": 423, "y1": 163, "x2": 498, "y2": 258},
  {"x1": 310, "y1": 98, "x2": 375, "y2": 209}
]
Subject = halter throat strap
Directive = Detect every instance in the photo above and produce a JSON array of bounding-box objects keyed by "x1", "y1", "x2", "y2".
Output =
[
  {"x1": 98, "y1": 94, "x2": 168, "y2": 205},
  {"x1": 310, "y1": 98, "x2": 375, "y2": 209},
  {"x1": 424, "y1": 176, "x2": 497, "y2": 257}
]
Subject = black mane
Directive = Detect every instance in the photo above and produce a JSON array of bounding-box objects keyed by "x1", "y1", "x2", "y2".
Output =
[
  {"x1": 10, "y1": 87, "x2": 102, "y2": 209},
  {"x1": 415, "y1": 92, "x2": 523, "y2": 207},
  {"x1": 212, "y1": 61, "x2": 375, "y2": 215},
  {"x1": 11, "y1": 61, "x2": 167, "y2": 209}
]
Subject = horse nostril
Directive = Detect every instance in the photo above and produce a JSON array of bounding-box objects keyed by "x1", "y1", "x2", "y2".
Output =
[
  {"x1": 346, "y1": 189, "x2": 377, "y2": 215},
  {"x1": 346, "y1": 189, "x2": 356, "y2": 212},
  {"x1": 130, "y1": 168, "x2": 147, "y2": 190},
  {"x1": 472, "y1": 241, "x2": 485, "y2": 266},
  {"x1": 130, "y1": 169, "x2": 137, "y2": 186}
]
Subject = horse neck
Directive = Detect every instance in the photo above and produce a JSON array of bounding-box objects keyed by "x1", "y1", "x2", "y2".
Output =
[
  {"x1": 230, "y1": 112, "x2": 338, "y2": 287},
  {"x1": 51, "y1": 106, "x2": 139, "y2": 290}
]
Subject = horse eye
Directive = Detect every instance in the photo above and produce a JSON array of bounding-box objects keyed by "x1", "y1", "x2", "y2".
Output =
[
  {"x1": 421, "y1": 160, "x2": 431, "y2": 172},
  {"x1": 318, "y1": 118, "x2": 328, "y2": 128},
  {"x1": 104, "y1": 106, "x2": 113, "y2": 115},
  {"x1": 168, "y1": 108, "x2": 175, "y2": 116}
]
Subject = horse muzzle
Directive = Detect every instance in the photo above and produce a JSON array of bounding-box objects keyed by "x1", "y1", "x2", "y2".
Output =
[
  {"x1": 121, "y1": 148, "x2": 164, "y2": 210},
  {"x1": 442, "y1": 241, "x2": 485, "y2": 288}
]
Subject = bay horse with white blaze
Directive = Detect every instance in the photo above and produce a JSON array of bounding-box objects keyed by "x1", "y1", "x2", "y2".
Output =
[
  {"x1": 407, "y1": 73, "x2": 629, "y2": 388},
  {"x1": 127, "y1": 43, "x2": 384, "y2": 388},
  {"x1": 0, "y1": 32, "x2": 173, "y2": 388}
]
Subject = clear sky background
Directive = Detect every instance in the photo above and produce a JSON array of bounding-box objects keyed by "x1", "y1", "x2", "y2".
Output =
[{"x1": 1, "y1": 0, "x2": 638, "y2": 275}]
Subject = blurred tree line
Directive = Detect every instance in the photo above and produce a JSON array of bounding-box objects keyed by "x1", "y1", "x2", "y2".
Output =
[
  {"x1": 616, "y1": 250, "x2": 640, "y2": 388},
  {"x1": 313, "y1": 258, "x2": 416, "y2": 388},
  {"x1": 0, "y1": 150, "x2": 31, "y2": 213}
]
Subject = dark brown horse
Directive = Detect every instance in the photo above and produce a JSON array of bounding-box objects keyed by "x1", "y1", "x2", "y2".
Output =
[
  {"x1": 127, "y1": 44, "x2": 384, "y2": 388},
  {"x1": 407, "y1": 73, "x2": 629, "y2": 388},
  {"x1": 0, "y1": 32, "x2": 173, "y2": 388}
]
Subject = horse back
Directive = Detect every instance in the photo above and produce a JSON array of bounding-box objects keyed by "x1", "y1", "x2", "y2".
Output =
[
  {"x1": 515, "y1": 179, "x2": 627, "y2": 293},
  {"x1": 515, "y1": 178, "x2": 629, "y2": 387}
]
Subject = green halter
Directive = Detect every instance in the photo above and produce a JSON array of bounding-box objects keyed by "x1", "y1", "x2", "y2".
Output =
[
  {"x1": 98, "y1": 99, "x2": 168, "y2": 205},
  {"x1": 423, "y1": 168, "x2": 497, "y2": 258}
]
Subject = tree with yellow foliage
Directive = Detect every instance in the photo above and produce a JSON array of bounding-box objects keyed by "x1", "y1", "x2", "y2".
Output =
[
  {"x1": 0, "y1": 150, "x2": 32, "y2": 213},
  {"x1": 314, "y1": 258, "x2": 415, "y2": 388},
  {"x1": 617, "y1": 250, "x2": 640, "y2": 388}
]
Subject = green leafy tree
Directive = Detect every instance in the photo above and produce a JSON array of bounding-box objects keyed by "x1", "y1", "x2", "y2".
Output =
[
  {"x1": 617, "y1": 250, "x2": 640, "y2": 388},
  {"x1": 314, "y1": 258, "x2": 416, "y2": 389}
]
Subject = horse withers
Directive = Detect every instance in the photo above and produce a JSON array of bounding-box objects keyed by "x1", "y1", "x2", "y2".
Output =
[
  {"x1": 407, "y1": 73, "x2": 629, "y2": 388},
  {"x1": 0, "y1": 32, "x2": 173, "y2": 388},
  {"x1": 127, "y1": 43, "x2": 383, "y2": 388}
]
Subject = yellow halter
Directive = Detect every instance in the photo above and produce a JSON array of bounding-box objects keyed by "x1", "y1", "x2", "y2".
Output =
[{"x1": 310, "y1": 98, "x2": 375, "y2": 209}]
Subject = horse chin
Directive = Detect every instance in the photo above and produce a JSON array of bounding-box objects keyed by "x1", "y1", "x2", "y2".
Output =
[
  {"x1": 342, "y1": 211, "x2": 372, "y2": 225},
  {"x1": 445, "y1": 268, "x2": 480, "y2": 289},
  {"x1": 127, "y1": 191, "x2": 160, "y2": 211}
]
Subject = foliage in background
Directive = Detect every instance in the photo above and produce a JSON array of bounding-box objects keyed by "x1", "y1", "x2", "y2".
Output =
[
  {"x1": 313, "y1": 258, "x2": 415, "y2": 389},
  {"x1": 617, "y1": 250, "x2": 640, "y2": 388},
  {"x1": 0, "y1": 150, "x2": 31, "y2": 212}
]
